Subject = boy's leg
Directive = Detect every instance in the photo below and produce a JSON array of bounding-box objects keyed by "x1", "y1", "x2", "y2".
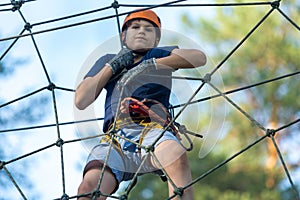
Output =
[
  {"x1": 153, "y1": 140, "x2": 194, "y2": 200},
  {"x1": 77, "y1": 166, "x2": 117, "y2": 200}
]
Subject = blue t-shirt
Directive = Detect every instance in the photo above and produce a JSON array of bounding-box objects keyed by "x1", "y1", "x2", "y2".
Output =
[{"x1": 85, "y1": 46, "x2": 178, "y2": 132}]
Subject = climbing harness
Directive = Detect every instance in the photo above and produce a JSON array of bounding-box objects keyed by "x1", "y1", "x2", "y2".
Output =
[{"x1": 104, "y1": 97, "x2": 203, "y2": 152}]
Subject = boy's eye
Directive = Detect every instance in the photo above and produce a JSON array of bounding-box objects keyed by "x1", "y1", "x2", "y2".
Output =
[{"x1": 145, "y1": 27, "x2": 154, "y2": 32}]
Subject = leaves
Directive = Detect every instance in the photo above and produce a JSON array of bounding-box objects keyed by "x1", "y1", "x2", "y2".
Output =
[{"x1": 131, "y1": 1, "x2": 300, "y2": 199}]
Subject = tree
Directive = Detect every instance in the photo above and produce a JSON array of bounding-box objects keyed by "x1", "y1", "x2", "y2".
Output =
[
  {"x1": 128, "y1": 1, "x2": 300, "y2": 199},
  {"x1": 181, "y1": 0, "x2": 300, "y2": 199}
]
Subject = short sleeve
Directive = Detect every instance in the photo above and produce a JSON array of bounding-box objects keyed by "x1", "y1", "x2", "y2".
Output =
[
  {"x1": 84, "y1": 54, "x2": 115, "y2": 78},
  {"x1": 144, "y1": 46, "x2": 179, "y2": 60}
]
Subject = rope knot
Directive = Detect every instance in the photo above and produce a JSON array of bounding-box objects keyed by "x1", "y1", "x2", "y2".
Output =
[
  {"x1": 11, "y1": 0, "x2": 23, "y2": 12},
  {"x1": 92, "y1": 190, "x2": 102, "y2": 198},
  {"x1": 47, "y1": 83, "x2": 56, "y2": 91},
  {"x1": 111, "y1": 1, "x2": 119, "y2": 8},
  {"x1": 266, "y1": 129, "x2": 276, "y2": 137},
  {"x1": 56, "y1": 138, "x2": 64, "y2": 147},
  {"x1": 271, "y1": 0, "x2": 280, "y2": 9},
  {"x1": 0, "y1": 161, "x2": 4, "y2": 170},
  {"x1": 145, "y1": 145, "x2": 154, "y2": 153},
  {"x1": 174, "y1": 187, "x2": 184, "y2": 196},
  {"x1": 203, "y1": 73, "x2": 211, "y2": 83},
  {"x1": 60, "y1": 194, "x2": 69, "y2": 200},
  {"x1": 24, "y1": 22, "x2": 32, "y2": 31}
]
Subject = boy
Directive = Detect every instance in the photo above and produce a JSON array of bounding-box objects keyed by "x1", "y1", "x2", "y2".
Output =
[{"x1": 76, "y1": 9, "x2": 206, "y2": 200}]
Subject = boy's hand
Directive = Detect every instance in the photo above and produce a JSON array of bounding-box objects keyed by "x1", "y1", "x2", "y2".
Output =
[
  {"x1": 107, "y1": 48, "x2": 134, "y2": 75},
  {"x1": 117, "y1": 58, "x2": 157, "y2": 87}
]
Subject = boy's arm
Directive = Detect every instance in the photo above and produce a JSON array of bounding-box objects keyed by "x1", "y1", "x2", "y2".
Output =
[
  {"x1": 75, "y1": 65, "x2": 112, "y2": 110},
  {"x1": 156, "y1": 48, "x2": 206, "y2": 70},
  {"x1": 75, "y1": 48, "x2": 134, "y2": 110}
]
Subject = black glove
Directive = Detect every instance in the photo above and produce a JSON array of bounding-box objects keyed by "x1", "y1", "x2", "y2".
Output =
[
  {"x1": 107, "y1": 48, "x2": 134, "y2": 75},
  {"x1": 117, "y1": 58, "x2": 157, "y2": 87}
]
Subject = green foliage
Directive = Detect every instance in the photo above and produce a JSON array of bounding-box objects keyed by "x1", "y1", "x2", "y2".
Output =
[
  {"x1": 195, "y1": 184, "x2": 281, "y2": 200},
  {"x1": 128, "y1": 174, "x2": 168, "y2": 199},
  {"x1": 131, "y1": 1, "x2": 300, "y2": 199},
  {"x1": 179, "y1": 0, "x2": 300, "y2": 199},
  {"x1": 128, "y1": 143, "x2": 289, "y2": 199}
]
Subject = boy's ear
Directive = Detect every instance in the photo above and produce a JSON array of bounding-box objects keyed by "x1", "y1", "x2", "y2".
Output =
[
  {"x1": 155, "y1": 38, "x2": 160, "y2": 47},
  {"x1": 121, "y1": 32, "x2": 126, "y2": 45}
]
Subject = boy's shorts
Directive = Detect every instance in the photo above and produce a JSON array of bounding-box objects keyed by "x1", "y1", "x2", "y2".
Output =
[{"x1": 83, "y1": 123, "x2": 180, "y2": 184}]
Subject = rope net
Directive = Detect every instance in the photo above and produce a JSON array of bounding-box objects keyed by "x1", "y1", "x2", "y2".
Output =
[{"x1": 0, "y1": 0, "x2": 299, "y2": 199}]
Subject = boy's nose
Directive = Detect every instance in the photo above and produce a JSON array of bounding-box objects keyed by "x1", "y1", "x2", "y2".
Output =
[{"x1": 138, "y1": 28, "x2": 146, "y2": 34}]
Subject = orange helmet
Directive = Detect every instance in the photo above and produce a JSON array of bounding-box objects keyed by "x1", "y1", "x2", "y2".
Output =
[{"x1": 121, "y1": 9, "x2": 161, "y2": 32}]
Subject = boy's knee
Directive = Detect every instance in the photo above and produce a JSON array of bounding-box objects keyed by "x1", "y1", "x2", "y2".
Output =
[
  {"x1": 77, "y1": 180, "x2": 94, "y2": 198},
  {"x1": 153, "y1": 140, "x2": 187, "y2": 168}
]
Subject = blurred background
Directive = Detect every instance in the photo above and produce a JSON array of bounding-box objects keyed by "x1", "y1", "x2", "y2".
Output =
[{"x1": 0, "y1": 0, "x2": 299, "y2": 199}]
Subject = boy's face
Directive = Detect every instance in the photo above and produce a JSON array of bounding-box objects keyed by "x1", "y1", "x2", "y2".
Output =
[{"x1": 122, "y1": 19, "x2": 159, "y2": 52}]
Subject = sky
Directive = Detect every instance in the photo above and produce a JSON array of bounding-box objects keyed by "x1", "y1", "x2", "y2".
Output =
[{"x1": 0, "y1": 1, "x2": 213, "y2": 199}]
